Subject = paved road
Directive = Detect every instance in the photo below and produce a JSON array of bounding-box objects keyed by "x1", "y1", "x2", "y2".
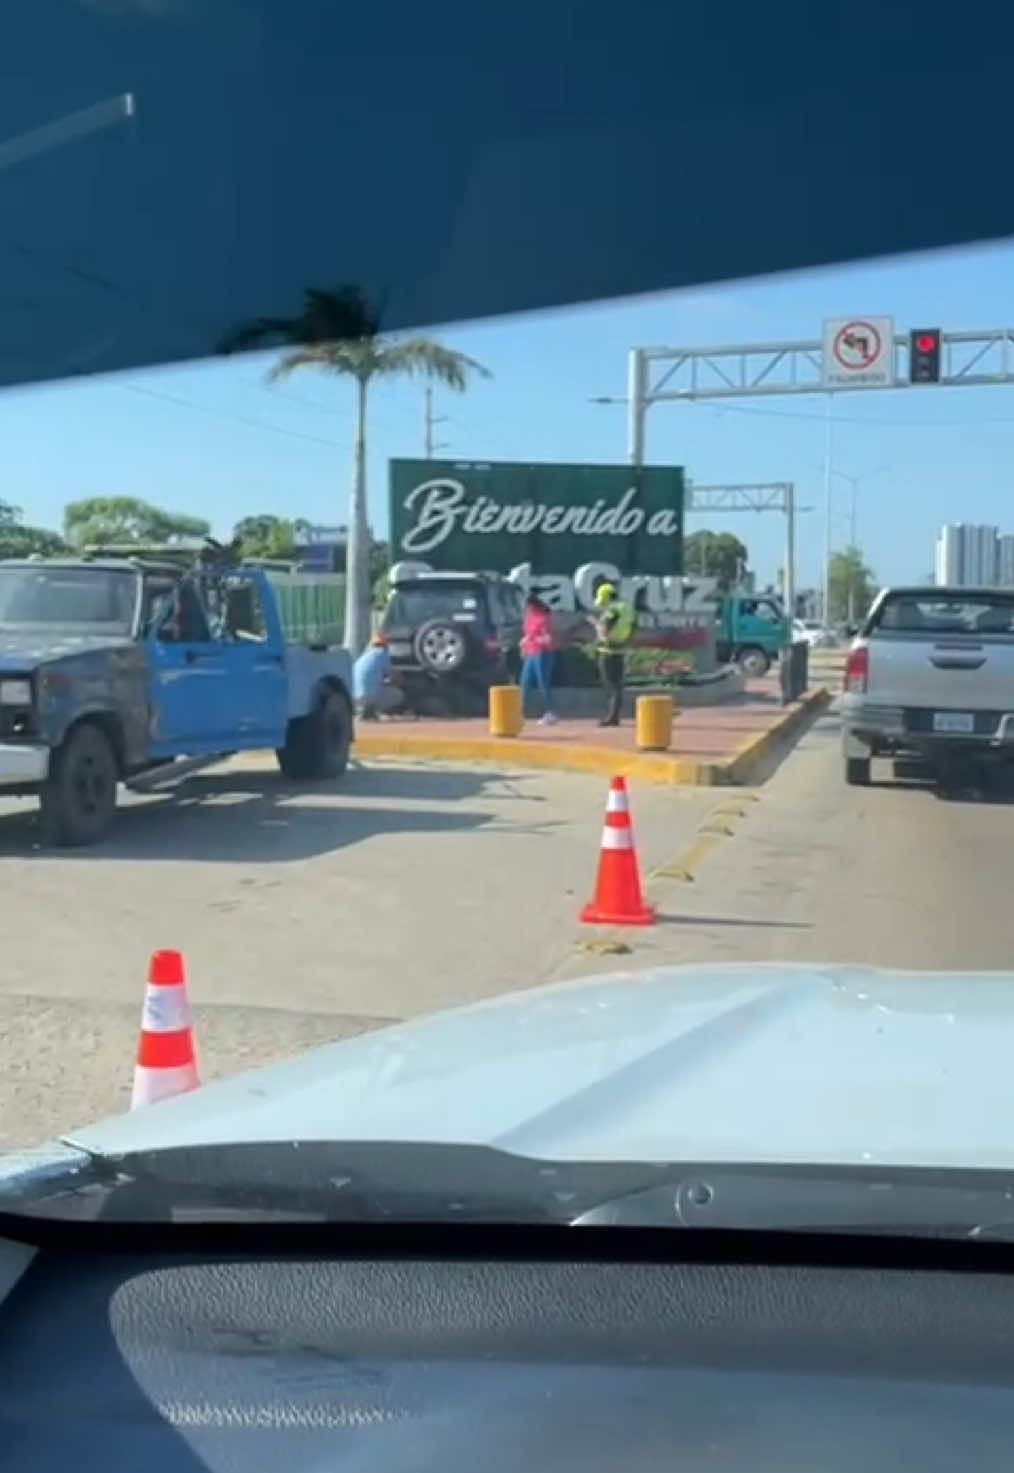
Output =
[
  {"x1": 557, "y1": 702, "x2": 1014, "y2": 979},
  {"x1": 4, "y1": 703, "x2": 1013, "y2": 1151},
  {"x1": 0, "y1": 756, "x2": 718, "y2": 1149}
]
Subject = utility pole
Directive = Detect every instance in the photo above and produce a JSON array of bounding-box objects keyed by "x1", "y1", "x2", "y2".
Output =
[{"x1": 424, "y1": 388, "x2": 448, "y2": 459}]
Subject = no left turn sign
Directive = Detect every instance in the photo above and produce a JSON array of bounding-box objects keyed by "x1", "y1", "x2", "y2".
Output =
[{"x1": 822, "y1": 316, "x2": 894, "y2": 388}]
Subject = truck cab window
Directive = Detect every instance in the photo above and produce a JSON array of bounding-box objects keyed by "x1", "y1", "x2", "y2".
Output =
[
  {"x1": 224, "y1": 581, "x2": 267, "y2": 642},
  {"x1": 158, "y1": 583, "x2": 210, "y2": 644}
]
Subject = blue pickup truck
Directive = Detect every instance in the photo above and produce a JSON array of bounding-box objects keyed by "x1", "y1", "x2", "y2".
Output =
[{"x1": 0, "y1": 554, "x2": 354, "y2": 845}]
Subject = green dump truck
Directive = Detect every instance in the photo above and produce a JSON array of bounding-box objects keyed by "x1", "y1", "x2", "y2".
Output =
[{"x1": 715, "y1": 592, "x2": 791, "y2": 676}]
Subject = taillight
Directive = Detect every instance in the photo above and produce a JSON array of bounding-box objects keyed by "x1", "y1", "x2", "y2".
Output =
[{"x1": 844, "y1": 646, "x2": 868, "y2": 693}]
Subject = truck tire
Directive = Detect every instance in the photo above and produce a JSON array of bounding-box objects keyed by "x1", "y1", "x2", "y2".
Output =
[
  {"x1": 844, "y1": 756, "x2": 871, "y2": 787},
  {"x1": 39, "y1": 721, "x2": 118, "y2": 846},
  {"x1": 276, "y1": 689, "x2": 351, "y2": 780},
  {"x1": 737, "y1": 646, "x2": 770, "y2": 678}
]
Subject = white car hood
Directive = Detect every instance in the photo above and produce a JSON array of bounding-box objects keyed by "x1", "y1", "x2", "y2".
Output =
[{"x1": 17, "y1": 963, "x2": 1011, "y2": 1173}]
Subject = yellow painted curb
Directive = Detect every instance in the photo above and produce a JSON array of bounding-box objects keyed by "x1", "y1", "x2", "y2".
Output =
[
  {"x1": 349, "y1": 731, "x2": 718, "y2": 786},
  {"x1": 350, "y1": 686, "x2": 830, "y2": 788},
  {"x1": 722, "y1": 686, "x2": 831, "y2": 785}
]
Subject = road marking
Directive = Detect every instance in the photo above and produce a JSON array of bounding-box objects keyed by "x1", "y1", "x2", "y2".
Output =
[
  {"x1": 645, "y1": 788, "x2": 760, "y2": 888},
  {"x1": 650, "y1": 834, "x2": 723, "y2": 883}
]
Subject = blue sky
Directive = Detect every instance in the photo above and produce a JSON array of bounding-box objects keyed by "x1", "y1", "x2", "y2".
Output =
[{"x1": 2, "y1": 237, "x2": 1013, "y2": 589}]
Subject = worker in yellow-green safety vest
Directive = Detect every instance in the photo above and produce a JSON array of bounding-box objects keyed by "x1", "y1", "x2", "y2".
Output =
[{"x1": 592, "y1": 582, "x2": 636, "y2": 726}]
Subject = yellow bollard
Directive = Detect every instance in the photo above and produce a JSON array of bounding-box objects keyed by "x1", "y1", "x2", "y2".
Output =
[
  {"x1": 489, "y1": 684, "x2": 523, "y2": 737},
  {"x1": 636, "y1": 693, "x2": 674, "y2": 751}
]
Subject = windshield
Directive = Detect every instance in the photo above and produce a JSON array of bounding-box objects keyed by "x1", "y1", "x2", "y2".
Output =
[
  {"x1": 870, "y1": 590, "x2": 1014, "y2": 635},
  {"x1": 0, "y1": 567, "x2": 138, "y2": 634},
  {"x1": 2, "y1": 1, "x2": 1014, "y2": 1248},
  {"x1": 384, "y1": 584, "x2": 488, "y2": 625}
]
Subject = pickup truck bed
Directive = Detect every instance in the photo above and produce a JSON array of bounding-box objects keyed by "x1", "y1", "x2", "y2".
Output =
[{"x1": 841, "y1": 585, "x2": 1014, "y2": 785}]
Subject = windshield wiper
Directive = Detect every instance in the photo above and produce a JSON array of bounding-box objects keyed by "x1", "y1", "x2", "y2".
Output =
[{"x1": 4, "y1": 1142, "x2": 1014, "y2": 1241}]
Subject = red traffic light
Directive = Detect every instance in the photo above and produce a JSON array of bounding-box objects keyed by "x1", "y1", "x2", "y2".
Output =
[{"x1": 909, "y1": 328, "x2": 942, "y2": 384}]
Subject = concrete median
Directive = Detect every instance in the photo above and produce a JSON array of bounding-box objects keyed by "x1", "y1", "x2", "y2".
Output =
[{"x1": 351, "y1": 685, "x2": 831, "y2": 787}]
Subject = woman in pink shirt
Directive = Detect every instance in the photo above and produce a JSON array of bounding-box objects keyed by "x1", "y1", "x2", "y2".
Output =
[{"x1": 519, "y1": 593, "x2": 557, "y2": 725}]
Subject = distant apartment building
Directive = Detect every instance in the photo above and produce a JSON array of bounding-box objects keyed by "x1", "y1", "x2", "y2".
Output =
[
  {"x1": 934, "y1": 523, "x2": 999, "y2": 586},
  {"x1": 998, "y1": 535, "x2": 1014, "y2": 588}
]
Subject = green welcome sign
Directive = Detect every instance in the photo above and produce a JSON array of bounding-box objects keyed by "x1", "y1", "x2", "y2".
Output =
[{"x1": 388, "y1": 459, "x2": 684, "y2": 576}]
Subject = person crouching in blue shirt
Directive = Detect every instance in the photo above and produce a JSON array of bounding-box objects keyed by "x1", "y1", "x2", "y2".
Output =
[{"x1": 353, "y1": 636, "x2": 393, "y2": 721}]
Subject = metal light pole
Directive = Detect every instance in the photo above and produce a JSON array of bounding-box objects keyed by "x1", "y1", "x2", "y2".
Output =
[
  {"x1": 785, "y1": 482, "x2": 796, "y2": 625},
  {"x1": 627, "y1": 347, "x2": 647, "y2": 469},
  {"x1": 828, "y1": 466, "x2": 888, "y2": 624},
  {"x1": 822, "y1": 395, "x2": 834, "y2": 625}
]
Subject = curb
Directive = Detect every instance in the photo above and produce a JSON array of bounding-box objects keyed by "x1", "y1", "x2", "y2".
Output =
[
  {"x1": 351, "y1": 685, "x2": 831, "y2": 787},
  {"x1": 722, "y1": 685, "x2": 832, "y2": 785}
]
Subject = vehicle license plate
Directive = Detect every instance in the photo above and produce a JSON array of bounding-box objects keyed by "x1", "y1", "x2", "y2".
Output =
[
  {"x1": 933, "y1": 711, "x2": 974, "y2": 733},
  {"x1": 388, "y1": 641, "x2": 413, "y2": 657}
]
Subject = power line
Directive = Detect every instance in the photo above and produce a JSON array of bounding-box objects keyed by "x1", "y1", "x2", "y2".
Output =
[
  {"x1": 687, "y1": 398, "x2": 1014, "y2": 429},
  {"x1": 118, "y1": 382, "x2": 348, "y2": 450}
]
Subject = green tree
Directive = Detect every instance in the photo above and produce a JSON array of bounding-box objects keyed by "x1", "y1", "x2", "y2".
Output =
[
  {"x1": 683, "y1": 530, "x2": 749, "y2": 588},
  {"x1": 0, "y1": 500, "x2": 66, "y2": 559},
  {"x1": 828, "y1": 545, "x2": 877, "y2": 624},
  {"x1": 219, "y1": 286, "x2": 490, "y2": 654},
  {"x1": 233, "y1": 515, "x2": 310, "y2": 560},
  {"x1": 63, "y1": 496, "x2": 210, "y2": 548},
  {"x1": 368, "y1": 537, "x2": 389, "y2": 589}
]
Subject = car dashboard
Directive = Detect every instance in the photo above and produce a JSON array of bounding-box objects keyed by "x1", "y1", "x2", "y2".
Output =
[{"x1": 2, "y1": 1228, "x2": 1014, "y2": 1470}]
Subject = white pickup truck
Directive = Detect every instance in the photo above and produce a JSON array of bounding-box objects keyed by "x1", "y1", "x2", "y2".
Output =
[{"x1": 841, "y1": 585, "x2": 1014, "y2": 786}]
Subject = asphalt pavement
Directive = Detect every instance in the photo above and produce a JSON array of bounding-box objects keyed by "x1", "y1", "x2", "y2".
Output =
[
  {"x1": 555, "y1": 702, "x2": 1014, "y2": 979},
  {"x1": 3, "y1": 702, "x2": 1013, "y2": 1150},
  {"x1": 0, "y1": 755, "x2": 717, "y2": 1149}
]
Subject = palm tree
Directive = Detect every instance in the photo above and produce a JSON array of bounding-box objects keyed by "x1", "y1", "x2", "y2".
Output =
[{"x1": 219, "y1": 287, "x2": 490, "y2": 654}]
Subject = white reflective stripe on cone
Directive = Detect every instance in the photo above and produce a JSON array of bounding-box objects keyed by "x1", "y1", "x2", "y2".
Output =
[
  {"x1": 141, "y1": 985, "x2": 192, "y2": 1035},
  {"x1": 600, "y1": 826, "x2": 633, "y2": 850},
  {"x1": 605, "y1": 789, "x2": 629, "y2": 813},
  {"x1": 131, "y1": 1063, "x2": 199, "y2": 1109}
]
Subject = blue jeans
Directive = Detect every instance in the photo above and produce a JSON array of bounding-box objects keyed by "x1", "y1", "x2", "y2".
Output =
[{"x1": 520, "y1": 652, "x2": 553, "y2": 715}]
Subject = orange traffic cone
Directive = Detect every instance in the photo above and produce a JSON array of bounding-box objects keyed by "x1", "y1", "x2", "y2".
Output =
[
  {"x1": 131, "y1": 949, "x2": 200, "y2": 1109},
  {"x1": 580, "y1": 776, "x2": 656, "y2": 926}
]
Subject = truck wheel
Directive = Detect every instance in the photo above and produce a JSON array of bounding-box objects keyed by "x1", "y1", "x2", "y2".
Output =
[
  {"x1": 845, "y1": 756, "x2": 871, "y2": 787},
  {"x1": 276, "y1": 726, "x2": 311, "y2": 779},
  {"x1": 276, "y1": 690, "x2": 351, "y2": 780},
  {"x1": 737, "y1": 646, "x2": 770, "y2": 678},
  {"x1": 40, "y1": 722, "x2": 118, "y2": 846}
]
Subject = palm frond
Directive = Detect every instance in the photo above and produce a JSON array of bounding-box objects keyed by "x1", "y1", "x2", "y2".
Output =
[
  {"x1": 371, "y1": 339, "x2": 492, "y2": 390},
  {"x1": 301, "y1": 285, "x2": 381, "y2": 342},
  {"x1": 217, "y1": 316, "x2": 299, "y2": 355},
  {"x1": 267, "y1": 341, "x2": 383, "y2": 382},
  {"x1": 266, "y1": 346, "x2": 339, "y2": 381},
  {"x1": 218, "y1": 284, "x2": 379, "y2": 357}
]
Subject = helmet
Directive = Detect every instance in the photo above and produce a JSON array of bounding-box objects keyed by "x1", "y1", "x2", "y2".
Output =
[{"x1": 594, "y1": 582, "x2": 617, "y2": 607}]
